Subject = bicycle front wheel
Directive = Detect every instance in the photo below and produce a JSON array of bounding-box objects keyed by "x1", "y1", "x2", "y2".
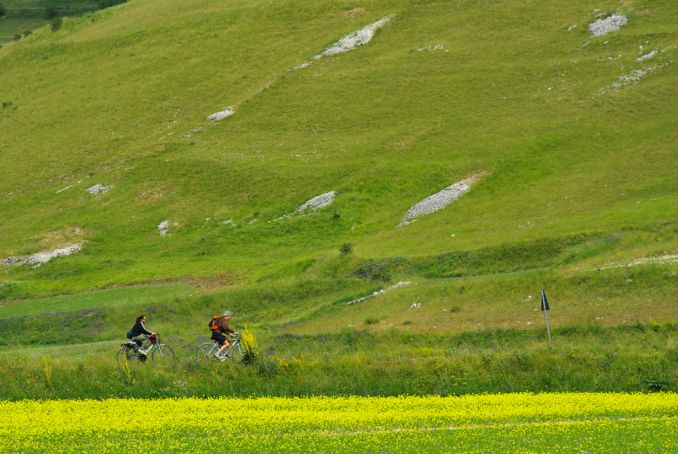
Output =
[
  {"x1": 197, "y1": 343, "x2": 217, "y2": 361},
  {"x1": 151, "y1": 344, "x2": 175, "y2": 366},
  {"x1": 227, "y1": 342, "x2": 243, "y2": 363}
]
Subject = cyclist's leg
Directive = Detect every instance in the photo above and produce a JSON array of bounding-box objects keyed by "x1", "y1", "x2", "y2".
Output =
[
  {"x1": 132, "y1": 334, "x2": 151, "y2": 352},
  {"x1": 212, "y1": 332, "x2": 228, "y2": 357},
  {"x1": 217, "y1": 340, "x2": 231, "y2": 357}
]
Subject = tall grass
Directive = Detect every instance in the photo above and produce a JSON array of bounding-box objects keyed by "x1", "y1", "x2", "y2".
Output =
[{"x1": 0, "y1": 323, "x2": 674, "y2": 400}]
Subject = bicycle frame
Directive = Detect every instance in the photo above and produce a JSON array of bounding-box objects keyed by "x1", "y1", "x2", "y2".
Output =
[{"x1": 198, "y1": 335, "x2": 241, "y2": 361}]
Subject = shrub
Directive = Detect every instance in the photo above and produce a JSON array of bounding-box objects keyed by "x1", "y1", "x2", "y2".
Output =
[
  {"x1": 353, "y1": 257, "x2": 410, "y2": 281},
  {"x1": 22, "y1": 30, "x2": 31, "y2": 38},
  {"x1": 0, "y1": 4, "x2": 6, "y2": 18},
  {"x1": 364, "y1": 317, "x2": 380, "y2": 325},
  {"x1": 240, "y1": 328, "x2": 258, "y2": 364},
  {"x1": 339, "y1": 243, "x2": 352, "y2": 256},
  {"x1": 51, "y1": 17, "x2": 63, "y2": 32},
  {"x1": 641, "y1": 377, "x2": 671, "y2": 392},
  {"x1": 13, "y1": 33, "x2": 21, "y2": 41}
]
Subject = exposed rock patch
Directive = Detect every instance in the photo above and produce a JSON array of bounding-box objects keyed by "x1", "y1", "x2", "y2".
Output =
[
  {"x1": 637, "y1": 50, "x2": 657, "y2": 62},
  {"x1": 417, "y1": 43, "x2": 447, "y2": 52},
  {"x1": 588, "y1": 14, "x2": 627, "y2": 37},
  {"x1": 183, "y1": 127, "x2": 204, "y2": 138},
  {"x1": 603, "y1": 63, "x2": 666, "y2": 91},
  {"x1": 346, "y1": 281, "x2": 411, "y2": 305},
  {"x1": 158, "y1": 220, "x2": 178, "y2": 236},
  {"x1": 399, "y1": 173, "x2": 485, "y2": 227},
  {"x1": 2, "y1": 243, "x2": 84, "y2": 268},
  {"x1": 297, "y1": 191, "x2": 336, "y2": 212},
  {"x1": 273, "y1": 191, "x2": 336, "y2": 221},
  {"x1": 207, "y1": 107, "x2": 234, "y2": 121},
  {"x1": 294, "y1": 16, "x2": 392, "y2": 70},
  {"x1": 86, "y1": 184, "x2": 113, "y2": 195},
  {"x1": 314, "y1": 16, "x2": 391, "y2": 59}
]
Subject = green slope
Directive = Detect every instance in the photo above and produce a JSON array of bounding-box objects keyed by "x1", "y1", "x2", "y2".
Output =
[{"x1": 0, "y1": 0, "x2": 676, "y2": 303}]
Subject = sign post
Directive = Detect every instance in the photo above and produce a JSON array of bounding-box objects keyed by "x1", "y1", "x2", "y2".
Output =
[{"x1": 541, "y1": 288, "x2": 552, "y2": 349}]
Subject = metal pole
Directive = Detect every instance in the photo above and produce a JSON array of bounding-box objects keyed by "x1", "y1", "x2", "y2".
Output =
[{"x1": 543, "y1": 308, "x2": 552, "y2": 349}]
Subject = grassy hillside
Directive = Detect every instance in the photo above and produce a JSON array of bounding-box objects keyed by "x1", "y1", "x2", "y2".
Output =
[
  {"x1": 0, "y1": 0, "x2": 675, "y2": 397},
  {"x1": 1, "y1": 0, "x2": 676, "y2": 292}
]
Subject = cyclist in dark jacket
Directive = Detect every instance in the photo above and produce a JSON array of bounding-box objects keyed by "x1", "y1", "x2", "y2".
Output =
[{"x1": 127, "y1": 315, "x2": 155, "y2": 353}]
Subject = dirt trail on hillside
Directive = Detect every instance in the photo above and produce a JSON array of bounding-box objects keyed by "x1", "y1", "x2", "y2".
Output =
[{"x1": 583, "y1": 254, "x2": 678, "y2": 271}]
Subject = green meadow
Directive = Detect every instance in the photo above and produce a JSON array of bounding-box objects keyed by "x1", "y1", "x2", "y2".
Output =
[{"x1": 0, "y1": 0, "x2": 676, "y2": 400}]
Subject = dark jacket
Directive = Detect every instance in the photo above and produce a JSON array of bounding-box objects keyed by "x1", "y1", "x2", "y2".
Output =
[{"x1": 128, "y1": 321, "x2": 152, "y2": 339}]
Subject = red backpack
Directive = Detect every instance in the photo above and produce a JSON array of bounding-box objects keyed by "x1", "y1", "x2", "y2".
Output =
[{"x1": 208, "y1": 316, "x2": 223, "y2": 332}]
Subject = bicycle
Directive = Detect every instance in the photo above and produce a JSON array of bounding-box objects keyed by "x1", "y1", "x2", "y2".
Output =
[
  {"x1": 117, "y1": 333, "x2": 175, "y2": 367},
  {"x1": 196, "y1": 333, "x2": 243, "y2": 362}
]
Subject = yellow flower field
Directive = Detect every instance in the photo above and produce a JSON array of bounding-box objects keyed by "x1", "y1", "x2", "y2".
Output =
[{"x1": 0, "y1": 393, "x2": 676, "y2": 452}]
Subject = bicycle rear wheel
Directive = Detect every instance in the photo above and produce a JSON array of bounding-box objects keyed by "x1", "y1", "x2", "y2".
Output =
[
  {"x1": 117, "y1": 346, "x2": 136, "y2": 368},
  {"x1": 151, "y1": 344, "x2": 175, "y2": 366},
  {"x1": 197, "y1": 343, "x2": 218, "y2": 361}
]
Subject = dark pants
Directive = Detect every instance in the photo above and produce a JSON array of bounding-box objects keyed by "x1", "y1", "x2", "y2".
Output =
[{"x1": 211, "y1": 331, "x2": 227, "y2": 346}]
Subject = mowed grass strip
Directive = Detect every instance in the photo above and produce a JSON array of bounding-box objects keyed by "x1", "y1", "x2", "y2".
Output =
[{"x1": 0, "y1": 393, "x2": 676, "y2": 452}]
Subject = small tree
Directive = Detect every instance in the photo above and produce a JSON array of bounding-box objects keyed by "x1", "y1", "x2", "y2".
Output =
[{"x1": 0, "y1": 4, "x2": 7, "y2": 18}]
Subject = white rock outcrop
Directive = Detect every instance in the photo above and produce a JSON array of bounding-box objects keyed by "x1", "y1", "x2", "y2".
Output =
[
  {"x1": 399, "y1": 174, "x2": 483, "y2": 227},
  {"x1": 314, "y1": 16, "x2": 391, "y2": 59},
  {"x1": 86, "y1": 184, "x2": 113, "y2": 195},
  {"x1": 605, "y1": 64, "x2": 665, "y2": 90},
  {"x1": 296, "y1": 191, "x2": 336, "y2": 212},
  {"x1": 158, "y1": 220, "x2": 178, "y2": 236},
  {"x1": 272, "y1": 191, "x2": 336, "y2": 221},
  {"x1": 207, "y1": 107, "x2": 235, "y2": 121},
  {"x1": 346, "y1": 281, "x2": 411, "y2": 305},
  {"x1": 588, "y1": 14, "x2": 627, "y2": 37},
  {"x1": 293, "y1": 16, "x2": 392, "y2": 70},
  {"x1": 637, "y1": 50, "x2": 657, "y2": 62},
  {"x1": 1, "y1": 243, "x2": 84, "y2": 267}
]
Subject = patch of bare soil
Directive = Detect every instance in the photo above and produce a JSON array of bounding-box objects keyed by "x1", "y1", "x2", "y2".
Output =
[{"x1": 344, "y1": 8, "x2": 366, "y2": 17}]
